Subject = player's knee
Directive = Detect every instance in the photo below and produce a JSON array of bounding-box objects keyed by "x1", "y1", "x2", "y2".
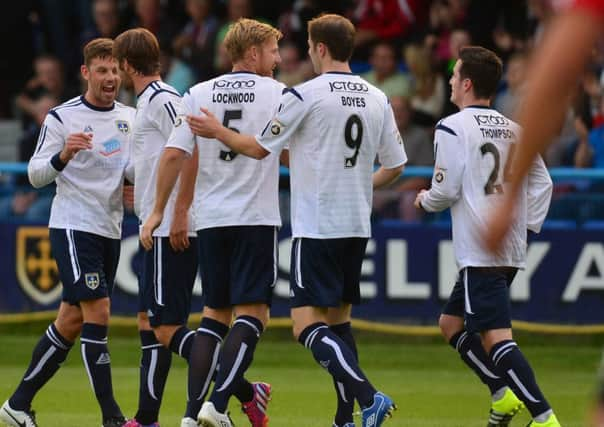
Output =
[
  {"x1": 81, "y1": 298, "x2": 111, "y2": 325},
  {"x1": 234, "y1": 304, "x2": 269, "y2": 328},
  {"x1": 137, "y1": 312, "x2": 151, "y2": 331},
  {"x1": 438, "y1": 314, "x2": 461, "y2": 342},
  {"x1": 152, "y1": 325, "x2": 178, "y2": 347},
  {"x1": 203, "y1": 307, "x2": 232, "y2": 326}
]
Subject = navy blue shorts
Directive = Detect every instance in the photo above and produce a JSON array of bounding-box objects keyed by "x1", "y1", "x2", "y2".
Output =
[
  {"x1": 49, "y1": 228, "x2": 120, "y2": 305},
  {"x1": 197, "y1": 226, "x2": 277, "y2": 309},
  {"x1": 442, "y1": 267, "x2": 517, "y2": 333},
  {"x1": 289, "y1": 237, "x2": 368, "y2": 308},
  {"x1": 139, "y1": 237, "x2": 198, "y2": 327}
]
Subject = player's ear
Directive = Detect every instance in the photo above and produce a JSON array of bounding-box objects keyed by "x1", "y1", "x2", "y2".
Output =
[{"x1": 80, "y1": 64, "x2": 89, "y2": 82}]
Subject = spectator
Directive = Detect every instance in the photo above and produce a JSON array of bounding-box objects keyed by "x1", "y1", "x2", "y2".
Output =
[
  {"x1": 173, "y1": 0, "x2": 220, "y2": 80},
  {"x1": 160, "y1": 49, "x2": 196, "y2": 95},
  {"x1": 274, "y1": 41, "x2": 313, "y2": 87},
  {"x1": 81, "y1": 0, "x2": 123, "y2": 46},
  {"x1": 404, "y1": 43, "x2": 446, "y2": 127},
  {"x1": 214, "y1": 0, "x2": 254, "y2": 71},
  {"x1": 0, "y1": 94, "x2": 59, "y2": 220},
  {"x1": 494, "y1": 50, "x2": 529, "y2": 119},
  {"x1": 353, "y1": 0, "x2": 429, "y2": 54},
  {"x1": 576, "y1": 97, "x2": 604, "y2": 168},
  {"x1": 362, "y1": 42, "x2": 412, "y2": 98},
  {"x1": 15, "y1": 54, "x2": 76, "y2": 130},
  {"x1": 374, "y1": 96, "x2": 433, "y2": 221}
]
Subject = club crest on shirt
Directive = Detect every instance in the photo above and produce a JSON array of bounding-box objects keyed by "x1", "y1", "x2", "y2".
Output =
[
  {"x1": 16, "y1": 226, "x2": 62, "y2": 305},
  {"x1": 116, "y1": 120, "x2": 130, "y2": 134},
  {"x1": 174, "y1": 115, "x2": 184, "y2": 127},
  {"x1": 85, "y1": 272, "x2": 100, "y2": 290}
]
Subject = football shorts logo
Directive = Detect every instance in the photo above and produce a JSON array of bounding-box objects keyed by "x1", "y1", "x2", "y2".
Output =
[
  {"x1": 116, "y1": 120, "x2": 130, "y2": 134},
  {"x1": 85, "y1": 272, "x2": 100, "y2": 290},
  {"x1": 16, "y1": 227, "x2": 62, "y2": 305},
  {"x1": 174, "y1": 115, "x2": 184, "y2": 127}
]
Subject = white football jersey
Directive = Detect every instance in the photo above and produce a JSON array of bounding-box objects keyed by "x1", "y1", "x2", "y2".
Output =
[
  {"x1": 28, "y1": 96, "x2": 135, "y2": 239},
  {"x1": 166, "y1": 71, "x2": 284, "y2": 230},
  {"x1": 133, "y1": 81, "x2": 195, "y2": 237},
  {"x1": 257, "y1": 72, "x2": 407, "y2": 238},
  {"x1": 419, "y1": 106, "x2": 553, "y2": 269}
]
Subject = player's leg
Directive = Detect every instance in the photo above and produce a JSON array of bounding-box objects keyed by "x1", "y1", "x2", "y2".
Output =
[
  {"x1": 290, "y1": 237, "x2": 393, "y2": 427},
  {"x1": 466, "y1": 267, "x2": 559, "y2": 426},
  {"x1": 143, "y1": 236, "x2": 201, "y2": 426},
  {"x1": 439, "y1": 271, "x2": 519, "y2": 426},
  {"x1": 326, "y1": 304, "x2": 357, "y2": 427},
  {"x1": 76, "y1": 231, "x2": 125, "y2": 426},
  {"x1": 200, "y1": 226, "x2": 276, "y2": 427},
  {"x1": 0, "y1": 302, "x2": 81, "y2": 427},
  {"x1": 184, "y1": 307, "x2": 231, "y2": 422},
  {"x1": 128, "y1": 242, "x2": 172, "y2": 427}
]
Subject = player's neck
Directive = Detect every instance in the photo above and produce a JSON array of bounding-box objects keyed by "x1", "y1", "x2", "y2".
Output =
[
  {"x1": 459, "y1": 97, "x2": 490, "y2": 110},
  {"x1": 232, "y1": 61, "x2": 257, "y2": 74},
  {"x1": 134, "y1": 75, "x2": 162, "y2": 96},
  {"x1": 319, "y1": 58, "x2": 351, "y2": 74}
]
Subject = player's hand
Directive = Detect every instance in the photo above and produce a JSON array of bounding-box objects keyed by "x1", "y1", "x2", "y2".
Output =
[
  {"x1": 483, "y1": 195, "x2": 514, "y2": 253},
  {"x1": 186, "y1": 107, "x2": 220, "y2": 138},
  {"x1": 141, "y1": 211, "x2": 163, "y2": 251},
  {"x1": 414, "y1": 189, "x2": 427, "y2": 209},
  {"x1": 60, "y1": 132, "x2": 93, "y2": 163},
  {"x1": 169, "y1": 211, "x2": 189, "y2": 252}
]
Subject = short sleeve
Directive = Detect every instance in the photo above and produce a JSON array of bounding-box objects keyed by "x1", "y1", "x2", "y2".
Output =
[
  {"x1": 165, "y1": 90, "x2": 196, "y2": 155},
  {"x1": 256, "y1": 87, "x2": 310, "y2": 153},
  {"x1": 377, "y1": 102, "x2": 407, "y2": 168}
]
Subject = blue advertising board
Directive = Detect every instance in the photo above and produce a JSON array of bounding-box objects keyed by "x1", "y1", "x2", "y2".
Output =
[{"x1": 2, "y1": 221, "x2": 604, "y2": 325}]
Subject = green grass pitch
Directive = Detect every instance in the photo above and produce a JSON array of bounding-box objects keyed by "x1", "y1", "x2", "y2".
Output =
[{"x1": 0, "y1": 332, "x2": 599, "y2": 426}]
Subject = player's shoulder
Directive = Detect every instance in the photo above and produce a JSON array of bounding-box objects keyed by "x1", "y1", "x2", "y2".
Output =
[
  {"x1": 146, "y1": 81, "x2": 181, "y2": 104},
  {"x1": 46, "y1": 96, "x2": 85, "y2": 124},
  {"x1": 435, "y1": 112, "x2": 463, "y2": 137},
  {"x1": 114, "y1": 100, "x2": 136, "y2": 118}
]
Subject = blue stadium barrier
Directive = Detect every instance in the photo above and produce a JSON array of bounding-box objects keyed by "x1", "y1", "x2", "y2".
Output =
[{"x1": 3, "y1": 162, "x2": 604, "y2": 180}]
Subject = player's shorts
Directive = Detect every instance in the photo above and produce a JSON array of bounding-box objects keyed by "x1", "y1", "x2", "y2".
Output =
[
  {"x1": 197, "y1": 225, "x2": 277, "y2": 309},
  {"x1": 139, "y1": 237, "x2": 198, "y2": 327},
  {"x1": 442, "y1": 266, "x2": 518, "y2": 333},
  {"x1": 49, "y1": 228, "x2": 120, "y2": 305},
  {"x1": 289, "y1": 237, "x2": 368, "y2": 308}
]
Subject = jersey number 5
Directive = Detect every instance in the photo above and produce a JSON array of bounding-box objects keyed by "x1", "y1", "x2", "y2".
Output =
[
  {"x1": 480, "y1": 142, "x2": 516, "y2": 195},
  {"x1": 219, "y1": 110, "x2": 242, "y2": 161},
  {"x1": 344, "y1": 114, "x2": 363, "y2": 168}
]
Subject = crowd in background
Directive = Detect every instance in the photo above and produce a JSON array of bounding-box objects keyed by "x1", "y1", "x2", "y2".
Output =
[{"x1": 1, "y1": 0, "x2": 604, "y2": 223}]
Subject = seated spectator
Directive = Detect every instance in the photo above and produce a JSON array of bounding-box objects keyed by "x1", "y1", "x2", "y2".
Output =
[
  {"x1": 161, "y1": 49, "x2": 196, "y2": 96},
  {"x1": 362, "y1": 42, "x2": 411, "y2": 98},
  {"x1": 214, "y1": 0, "x2": 254, "y2": 71},
  {"x1": 353, "y1": 0, "x2": 429, "y2": 55},
  {"x1": 404, "y1": 43, "x2": 446, "y2": 127},
  {"x1": 576, "y1": 97, "x2": 604, "y2": 168},
  {"x1": 81, "y1": 0, "x2": 123, "y2": 46},
  {"x1": 373, "y1": 96, "x2": 433, "y2": 222},
  {"x1": 274, "y1": 42, "x2": 313, "y2": 87},
  {"x1": 0, "y1": 94, "x2": 59, "y2": 220},
  {"x1": 494, "y1": 50, "x2": 528, "y2": 119},
  {"x1": 173, "y1": 0, "x2": 219, "y2": 80},
  {"x1": 15, "y1": 54, "x2": 76, "y2": 130}
]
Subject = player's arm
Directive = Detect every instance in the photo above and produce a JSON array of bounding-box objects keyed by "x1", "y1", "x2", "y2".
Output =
[
  {"x1": 141, "y1": 93, "x2": 197, "y2": 250},
  {"x1": 526, "y1": 154, "x2": 553, "y2": 233},
  {"x1": 28, "y1": 112, "x2": 92, "y2": 188},
  {"x1": 170, "y1": 144, "x2": 198, "y2": 251},
  {"x1": 505, "y1": 9, "x2": 601, "y2": 199},
  {"x1": 187, "y1": 108, "x2": 270, "y2": 159},
  {"x1": 415, "y1": 124, "x2": 464, "y2": 212},
  {"x1": 374, "y1": 102, "x2": 407, "y2": 189}
]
